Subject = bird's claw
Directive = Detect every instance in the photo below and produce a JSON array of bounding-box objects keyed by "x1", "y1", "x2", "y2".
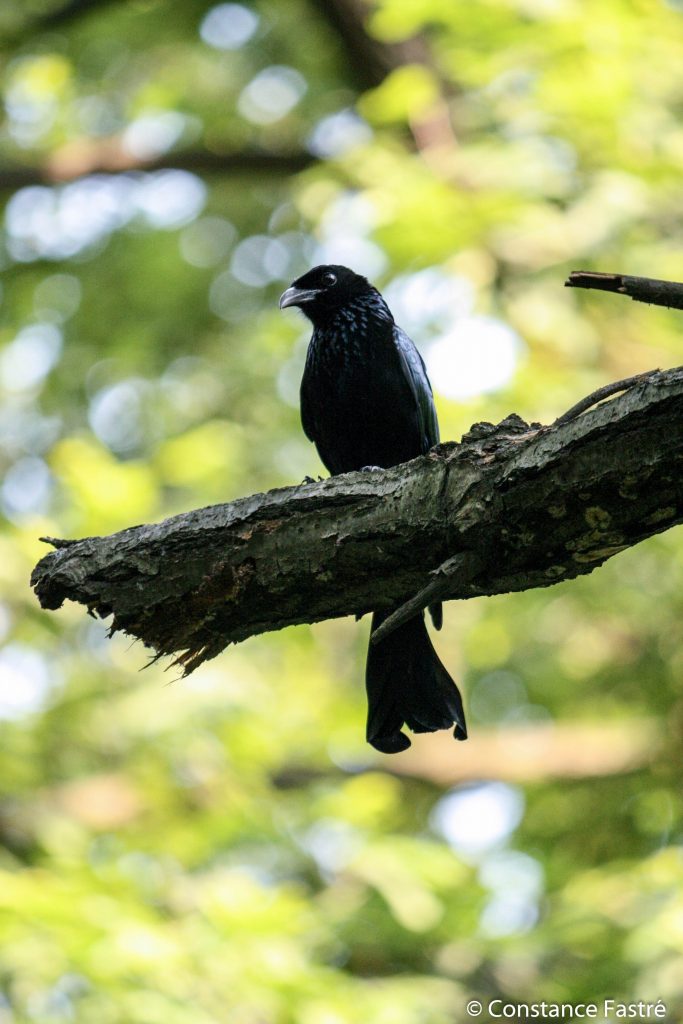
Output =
[
  {"x1": 298, "y1": 474, "x2": 325, "y2": 486},
  {"x1": 360, "y1": 465, "x2": 382, "y2": 472}
]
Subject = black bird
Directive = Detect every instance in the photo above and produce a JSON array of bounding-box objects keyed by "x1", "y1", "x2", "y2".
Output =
[{"x1": 280, "y1": 265, "x2": 467, "y2": 754}]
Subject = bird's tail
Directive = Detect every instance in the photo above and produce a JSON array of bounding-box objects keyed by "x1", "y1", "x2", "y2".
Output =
[{"x1": 365, "y1": 611, "x2": 467, "y2": 754}]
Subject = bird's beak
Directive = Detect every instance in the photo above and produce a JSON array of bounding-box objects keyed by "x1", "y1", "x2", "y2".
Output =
[{"x1": 279, "y1": 286, "x2": 319, "y2": 310}]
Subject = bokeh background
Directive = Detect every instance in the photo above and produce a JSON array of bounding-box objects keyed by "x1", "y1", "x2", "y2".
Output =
[{"x1": 1, "y1": 1, "x2": 683, "y2": 1021}]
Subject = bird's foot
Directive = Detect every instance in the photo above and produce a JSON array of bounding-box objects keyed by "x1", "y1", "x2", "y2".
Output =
[
  {"x1": 360, "y1": 465, "x2": 383, "y2": 472},
  {"x1": 298, "y1": 474, "x2": 324, "y2": 486}
]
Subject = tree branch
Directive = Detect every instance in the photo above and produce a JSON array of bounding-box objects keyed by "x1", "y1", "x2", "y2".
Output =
[
  {"x1": 30, "y1": 366, "x2": 683, "y2": 672},
  {"x1": 0, "y1": 0, "x2": 120, "y2": 48},
  {"x1": 566, "y1": 270, "x2": 683, "y2": 310},
  {"x1": 388, "y1": 719, "x2": 661, "y2": 784},
  {"x1": 308, "y1": 0, "x2": 446, "y2": 90},
  {"x1": 310, "y1": 0, "x2": 459, "y2": 159},
  {"x1": 0, "y1": 147, "x2": 316, "y2": 191}
]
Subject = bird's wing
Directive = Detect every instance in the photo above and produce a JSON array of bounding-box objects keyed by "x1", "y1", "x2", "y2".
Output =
[
  {"x1": 393, "y1": 326, "x2": 440, "y2": 451},
  {"x1": 300, "y1": 383, "x2": 315, "y2": 443},
  {"x1": 299, "y1": 346, "x2": 319, "y2": 444},
  {"x1": 394, "y1": 325, "x2": 444, "y2": 630}
]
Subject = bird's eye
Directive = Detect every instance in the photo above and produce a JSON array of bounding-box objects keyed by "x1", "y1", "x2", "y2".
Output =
[{"x1": 322, "y1": 272, "x2": 337, "y2": 286}]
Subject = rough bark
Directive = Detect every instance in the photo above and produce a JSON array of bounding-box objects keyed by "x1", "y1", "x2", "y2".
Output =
[{"x1": 30, "y1": 366, "x2": 683, "y2": 672}]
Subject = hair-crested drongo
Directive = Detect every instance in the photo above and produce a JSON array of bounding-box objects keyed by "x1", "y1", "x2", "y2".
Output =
[{"x1": 280, "y1": 265, "x2": 467, "y2": 754}]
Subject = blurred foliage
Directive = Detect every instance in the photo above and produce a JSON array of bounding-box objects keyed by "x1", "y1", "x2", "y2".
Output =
[{"x1": 1, "y1": 0, "x2": 683, "y2": 1021}]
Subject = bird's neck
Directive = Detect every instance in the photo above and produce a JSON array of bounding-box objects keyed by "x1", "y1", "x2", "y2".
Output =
[{"x1": 316, "y1": 292, "x2": 394, "y2": 332}]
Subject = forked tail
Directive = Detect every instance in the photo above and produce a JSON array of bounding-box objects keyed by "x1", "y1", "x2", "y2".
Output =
[{"x1": 365, "y1": 611, "x2": 467, "y2": 754}]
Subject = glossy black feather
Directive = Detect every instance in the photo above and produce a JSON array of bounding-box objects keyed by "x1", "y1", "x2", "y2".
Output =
[
  {"x1": 300, "y1": 292, "x2": 433, "y2": 472},
  {"x1": 281, "y1": 265, "x2": 466, "y2": 752}
]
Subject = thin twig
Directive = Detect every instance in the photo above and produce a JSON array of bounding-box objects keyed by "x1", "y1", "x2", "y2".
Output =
[
  {"x1": 370, "y1": 551, "x2": 484, "y2": 646},
  {"x1": 566, "y1": 271, "x2": 683, "y2": 311},
  {"x1": 553, "y1": 370, "x2": 658, "y2": 427}
]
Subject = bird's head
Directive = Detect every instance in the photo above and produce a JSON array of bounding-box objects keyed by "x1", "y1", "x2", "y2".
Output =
[{"x1": 279, "y1": 265, "x2": 380, "y2": 325}]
